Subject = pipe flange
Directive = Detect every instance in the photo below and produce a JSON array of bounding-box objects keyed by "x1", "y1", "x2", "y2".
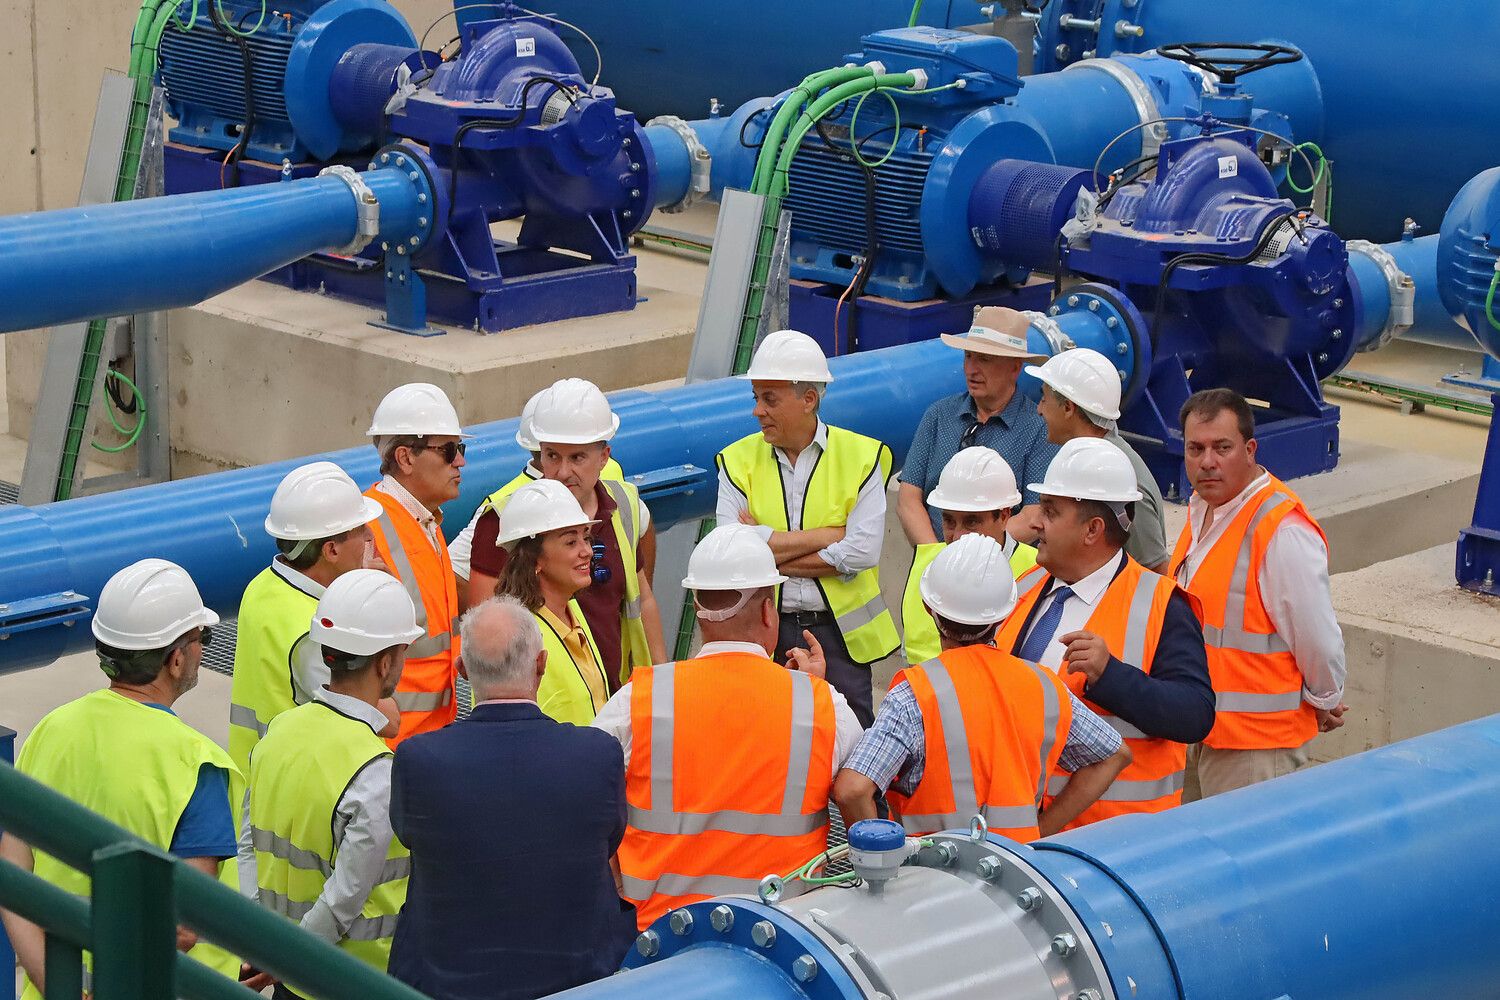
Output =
[
  {"x1": 1064, "y1": 58, "x2": 1166, "y2": 159},
  {"x1": 319, "y1": 165, "x2": 379, "y2": 256},
  {"x1": 1347, "y1": 239, "x2": 1416, "y2": 352},
  {"x1": 646, "y1": 115, "x2": 712, "y2": 214},
  {"x1": 1024, "y1": 309, "x2": 1076, "y2": 354}
]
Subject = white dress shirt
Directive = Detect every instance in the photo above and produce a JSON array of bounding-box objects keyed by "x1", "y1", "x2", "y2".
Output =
[
  {"x1": 237, "y1": 688, "x2": 397, "y2": 946},
  {"x1": 1176, "y1": 469, "x2": 1345, "y2": 709},
  {"x1": 1015, "y1": 551, "x2": 1126, "y2": 672},
  {"x1": 715, "y1": 421, "x2": 888, "y2": 612},
  {"x1": 592, "y1": 640, "x2": 864, "y2": 770},
  {"x1": 376, "y1": 475, "x2": 444, "y2": 551}
]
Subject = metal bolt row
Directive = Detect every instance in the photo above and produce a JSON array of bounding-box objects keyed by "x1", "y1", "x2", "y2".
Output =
[{"x1": 637, "y1": 910, "x2": 819, "y2": 985}]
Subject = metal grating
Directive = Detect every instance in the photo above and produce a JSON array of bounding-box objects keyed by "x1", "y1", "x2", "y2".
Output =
[
  {"x1": 784, "y1": 141, "x2": 932, "y2": 256},
  {"x1": 0, "y1": 480, "x2": 17, "y2": 505}
]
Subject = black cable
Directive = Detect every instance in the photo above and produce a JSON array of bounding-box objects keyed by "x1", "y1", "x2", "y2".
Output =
[
  {"x1": 1147, "y1": 210, "x2": 1298, "y2": 345},
  {"x1": 207, "y1": 0, "x2": 257, "y2": 187},
  {"x1": 739, "y1": 107, "x2": 772, "y2": 150},
  {"x1": 812, "y1": 119, "x2": 880, "y2": 354},
  {"x1": 105, "y1": 365, "x2": 139, "y2": 415},
  {"x1": 447, "y1": 75, "x2": 578, "y2": 223}
]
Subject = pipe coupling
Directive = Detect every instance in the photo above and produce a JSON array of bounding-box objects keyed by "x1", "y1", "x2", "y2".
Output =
[
  {"x1": 1063, "y1": 58, "x2": 1166, "y2": 159},
  {"x1": 1025, "y1": 309, "x2": 1076, "y2": 354},
  {"x1": 645, "y1": 115, "x2": 712, "y2": 214},
  {"x1": 319, "y1": 165, "x2": 380, "y2": 256},
  {"x1": 1347, "y1": 239, "x2": 1416, "y2": 352}
]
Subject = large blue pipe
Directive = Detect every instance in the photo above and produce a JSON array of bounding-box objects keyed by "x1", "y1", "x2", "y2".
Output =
[
  {"x1": 0, "y1": 339, "x2": 962, "y2": 673},
  {"x1": 543, "y1": 713, "x2": 1500, "y2": 1000},
  {"x1": 0, "y1": 160, "x2": 431, "y2": 334}
]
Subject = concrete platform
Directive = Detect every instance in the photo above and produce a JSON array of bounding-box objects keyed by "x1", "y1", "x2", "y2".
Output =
[{"x1": 1320, "y1": 543, "x2": 1500, "y2": 763}]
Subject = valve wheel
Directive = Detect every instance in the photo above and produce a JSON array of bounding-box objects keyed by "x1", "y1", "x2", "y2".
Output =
[{"x1": 1155, "y1": 41, "x2": 1303, "y2": 85}]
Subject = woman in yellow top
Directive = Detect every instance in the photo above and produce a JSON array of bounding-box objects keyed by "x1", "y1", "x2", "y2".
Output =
[{"x1": 495, "y1": 479, "x2": 611, "y2": 724}]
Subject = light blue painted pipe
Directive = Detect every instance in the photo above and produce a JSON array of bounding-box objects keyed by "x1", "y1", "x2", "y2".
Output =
[
  {"x1": 0, "y1": 338, "x2": 963, "y2": 673},
  {"x1": 0, "y1": 164, "x2": 429, "y2": 334}
]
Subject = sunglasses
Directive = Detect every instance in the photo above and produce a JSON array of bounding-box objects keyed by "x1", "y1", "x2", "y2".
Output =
[
  {"x1": 960, "y1": 421, "x2": 982, "y2": 448},
  {"x1": 412, "y1": 439, "x2": 467, "y2": 465}
]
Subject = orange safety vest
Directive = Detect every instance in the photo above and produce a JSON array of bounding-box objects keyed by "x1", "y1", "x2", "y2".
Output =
[
  {"x1": 366, "y1": 486, "x2": 460, "y2": 744},
  {"x1": 886, "y1": 645, "x2": 1072, "y2": 841},
  {"x1": 1169, "y1": 475, "x2": 1322, "y2": 750},
  {"x1": 619, "y1": 651, "x2": 837, "y2": 929},
  {"x1": 996, "y1": 557, "x2": 1199, "y2": 827}
]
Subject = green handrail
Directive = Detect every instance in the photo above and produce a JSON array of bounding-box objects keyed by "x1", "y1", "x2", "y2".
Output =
[{"x1": 0, "y1": 761, "x2": 432, "y2": 1000}]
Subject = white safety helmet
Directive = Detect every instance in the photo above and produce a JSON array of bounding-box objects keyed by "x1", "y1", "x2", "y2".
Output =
[
  {"x1": 264, "y1": 462, "x2": 381, "y2": 541},
  {"x1": 1028, "y1": 437, "x2": 1143, "y2": 503},
  {"x1": 307, "y1": 569, "x2": 424, "y2": 658},
  {"x1": 1024, "y1": 348, "x2": 1123, "y2": 421},
  {"x1": 681, "y1": 524, "x2": 789, "y2": 591},
  {"x1": 515, "y1": 390, "x2": 546, "y2": 452},
  {"x1": 92, "y1": 558, "x2": 220, "y2": 651},
  {"x1": 919, "y1": 534, "x2": 1018, "y2": 627},
  {"x1": 366, "y1": 383, "x2": 472, "y2": 438},
  {"x1": 927, "y1": 447, "x2": 1023, "y2": 512},
  {"x1": 529, "y1": 378, "x2": 620, "y2": 445},
  {"x1": 742, "y1": 329, "x2": 835, "y2": 384},
  {"x1": 496, "y1": 479, "x2": 599, "y2": 546}
]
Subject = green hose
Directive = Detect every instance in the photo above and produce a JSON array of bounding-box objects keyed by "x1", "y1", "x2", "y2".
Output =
[
  {"x1": 1486, "y1": 267, "x2": 1500, "y2": 333},
  {"x1": 92, "y1": 370, "x2": 147, "y2": 454},
  {"x1": 907, "y1": 0, "x2": 924, "y2": 26},
  {"x1": 1288, "y1": 140, "x2": 1333, "y2": 222}
]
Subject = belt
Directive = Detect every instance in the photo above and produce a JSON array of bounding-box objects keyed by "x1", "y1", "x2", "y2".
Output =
[{"x1": 783, "y1": 610, "x2": 836, "y2": 627}]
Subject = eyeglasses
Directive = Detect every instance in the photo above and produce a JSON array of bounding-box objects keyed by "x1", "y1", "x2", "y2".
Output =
[
  {"x1": 590, "y1": 541, "x2": 612, "y2": 585},
  {"x1": 412, "y1": 439, "x2": 467, "y2": 465}
]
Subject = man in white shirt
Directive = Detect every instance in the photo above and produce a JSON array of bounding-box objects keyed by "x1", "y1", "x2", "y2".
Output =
[
  {"x1": 715, "y1": 330, "x2": 899, "y2": 726},
  {"x1": 1168, "y1": 388, "x2": 1348, "y2": 799}
]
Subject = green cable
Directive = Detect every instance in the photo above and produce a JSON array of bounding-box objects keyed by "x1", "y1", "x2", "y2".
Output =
[
  {"x1": 171, "y1": 0, "x2": 198, "y2": 30},
  {"x1": 1287, "y1": 140, "x2": 1325, "y2": 194},
  {"x1": 908, "y1": 0, "x2": 924, "y2": 26},
  {"x1": 214, "y1": 0, "x2": 267, "y2": 36},
  {"x1": 91, "y1": 370, "x2": 147, "y2": 454},
  {"x1": 1486, "y1": 267, "x2": 1500, "y2": 333},
  {"x1": 850, "y1": 88, "x2": 901, "y2": 170}
]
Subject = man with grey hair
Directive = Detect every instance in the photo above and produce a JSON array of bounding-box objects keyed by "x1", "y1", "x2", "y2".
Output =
[
  {"x1": 1029, "y1": 348, "x2": 1169, "y2": 573},
  {"x1": 389, "y1": 596, "x2": 636, "y2": 1000}
]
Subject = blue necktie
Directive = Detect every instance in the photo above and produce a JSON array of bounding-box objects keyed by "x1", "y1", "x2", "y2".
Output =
[{"x1": 1016, "y1": 585, "x2": 1074, "y2": 663}]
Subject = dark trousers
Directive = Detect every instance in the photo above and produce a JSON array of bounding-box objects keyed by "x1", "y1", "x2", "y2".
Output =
[{"x1": 777, "y1": 615, "x2": 874, "y2": 728}]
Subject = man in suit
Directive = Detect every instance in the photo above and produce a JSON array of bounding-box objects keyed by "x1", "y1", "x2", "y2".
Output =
[{"x1": 388, "y1": 596, "x2": 636, "y2": 1000}]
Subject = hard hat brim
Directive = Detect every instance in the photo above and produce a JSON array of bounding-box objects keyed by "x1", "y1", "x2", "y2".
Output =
[
  {"x1": 496, "y1": 517, "x2": 601, "y2": 547},
  {"x1": 1029, "y1": 481, "x2": 1144, "y2": 503},
  {"x1": 264, "y1": 496, "x2": 384, "y2": 541},
  {"x1": 940, "y1": 332, "x2": 1047, "y2": 360},
  {"x1": 679, "y1": 571, "x2": 790, "y2": 590},
  {"x1": 531, "y1": 413, "x2": 621, "y2": 445},
  {"x1": 926, "y1": 489, "x2": 1024, "y2": 513},
  {"x1": 1024, "y1": 368, "x2": 1123, "y2": 420}
]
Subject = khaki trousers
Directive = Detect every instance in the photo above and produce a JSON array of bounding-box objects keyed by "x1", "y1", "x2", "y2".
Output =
[{"x1": 1182, "y1": 742, "x2": 1311, "y2": 801}]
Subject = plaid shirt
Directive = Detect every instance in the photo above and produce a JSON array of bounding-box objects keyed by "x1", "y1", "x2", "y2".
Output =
[{"x1": 844, "y1": 675, "x2": 1122, "y2": 796}]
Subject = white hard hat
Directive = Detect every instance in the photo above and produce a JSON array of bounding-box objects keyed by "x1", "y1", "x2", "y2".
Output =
[
  {"x1": 307, "y1": 569, "x2": 424, "y2": 657},
  {"x1": 515, "y1": 390, "x2": 546, "y2": 452},
  {"x1": 681, "y1": 524, "x2": 788, "y2": 591},
  {"x1": 742, "y1": 330, "x2": 834, "y2": 384},
  {"x1": 919, "y1": 534, "x2": 1018, "y2": 627},
  {"x1": 529, "y1": 378, "x2": 620, "y2": 445},
  {"x1": 927, "y1": 447, "x2": 1022, "y2": 512},
  {"x1": 366, "y1": 383, "x2": 472, "y2": 438},
  {"x1": 265, "y1": 462, "x2": 382, "y2": 541},
  {"x1": 496, "y1": 479, "x2": 599, "y2": 546},
  {"x1": 92, "y1": 558, "x2": 220, "y2": 650},
  {"x1": 1024, "y1": 348, "x2": 1123, "y2": 421},
  {"x1": 1029, "y1": 437, "x2": 1143, "y2": 503}
]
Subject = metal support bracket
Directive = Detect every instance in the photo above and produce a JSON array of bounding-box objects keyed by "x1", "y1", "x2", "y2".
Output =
[{"x1": 0, "y1": 591, "x2": 92, "y2": 640}]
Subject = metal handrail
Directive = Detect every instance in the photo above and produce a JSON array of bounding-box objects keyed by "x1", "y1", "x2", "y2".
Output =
[{"x1": 0, "y1": 761, "x2": 431, "y2": 1000}]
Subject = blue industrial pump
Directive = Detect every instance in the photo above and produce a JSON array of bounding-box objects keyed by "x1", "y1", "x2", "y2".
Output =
[{"x1": 156, "y1": 0, "x2": 649, "y2": 333}]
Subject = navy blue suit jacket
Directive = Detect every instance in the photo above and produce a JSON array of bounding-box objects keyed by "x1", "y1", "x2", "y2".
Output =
[
  {"x1": 388, "y1": 702, "x2": 636, "y2": 1000},
  {"x1": 1009, "y1": 560, "x2": 1216, "y2": 744}
]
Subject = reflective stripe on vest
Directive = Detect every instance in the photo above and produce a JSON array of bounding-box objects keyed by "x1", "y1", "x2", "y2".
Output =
[
  {"x1": 230, "y1": 702, "x2": 270, "y2": 738},
  {"x1": 1217, "y1": 690, "x2": 1304, "y2": 713},
  {"x1": 259, "y1": 888, "x2": 402, "y2": 941},
  {"x1": 393, "y1": 689, "x2": 453, "y2": 712},
  {"x1": 618, "y1": 872, "x2": 764, "y2": 902},
  {"x1": 1202, "y1": 493, "x2": 1293, "y2": 658},
  {"x1": 628, "y1": 665, "x2": 828, "y2": 838},
  {"x1": 1047, "y1": 770, "x2": 1185, "y2": 801},
  {"x1": 376, "y1": 509, "x2": 450, "y2": 655}
]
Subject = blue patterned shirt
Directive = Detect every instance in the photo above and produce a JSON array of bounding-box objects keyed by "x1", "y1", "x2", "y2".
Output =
[
  {"x1": 899, "y1": 390, "x2": 1058, "y2": 536},
  {"x1": 844, "y1": 675, "x2": 1123, "y2": 796}
]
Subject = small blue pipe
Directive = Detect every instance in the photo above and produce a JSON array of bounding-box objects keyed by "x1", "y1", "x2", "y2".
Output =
[
  {"x1": 0, "y1": 166, "x2": 424, "y2": 334},
  {"x1": 0, "y1": 339, "x2": 962, "y2": 673}
]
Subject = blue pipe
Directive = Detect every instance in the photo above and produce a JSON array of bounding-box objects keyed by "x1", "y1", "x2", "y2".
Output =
[
  {"x1": 0, "y1": 339, "x2": 962, "y2": 673},
  {"x1": 0, "y1": 163, "x2": 430, "y2": 334}
]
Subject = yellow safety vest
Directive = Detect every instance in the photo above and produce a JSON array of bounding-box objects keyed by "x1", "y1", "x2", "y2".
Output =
[
  {"x1": 229, "y1": 563, "x2": 321, "y2": 776},
  {"x1": 247, "y1": 701, "x2": 409, "y2": 974},
  {"x1": 480, "y1": 467, "x2": 648, "y2": 681},
  {"x1": 717, "y1": 426, "x2": 900, "y2": 664},
  {"x1": 16, "y1": 689, "x2": 244, "y2": 999},
  {"x1": 901, "y1": 539, "x2": 1038, "y2": 664},
  {"x1": 534, "y1": 600, "x2": 610, "y2": 725}
]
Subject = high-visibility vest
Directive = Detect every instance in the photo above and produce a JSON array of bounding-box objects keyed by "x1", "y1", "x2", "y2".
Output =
[
  {"x1": 534, "y1": 600, "x2": 609, "y2": 725},
  {"x1": 479, "y1": 472, "x2": 648, "y2": 681},
  {"x1": 902, "y1": 538, "x2": 1038, "y2": 664},
  {"x1": 366, "y1": 487, "x2": 460, "y2": 744},
  {"x1": 1169, "y1": 475, "x2": 1322, "y2": 750},
  {"x1": 16, "y1": 690, "x2": 244, "y2": 999},
  {"x1": 996, "y1": 557, "x2": 1198, "y2": 826},
  {"x1": 228, "y1": 564, "x2": 320, "y2": 776},
  {"x1": 717, "y1": 427, "x2": 899, "y2": 664},
  {"x1": 248, "y1": 701, "x2": 409, "y2": 973},
  {"x1": 619, "y1": 651, "x2": 837, "y2": 929},
  {"x1": 885, "y1": 646, "x2": 1072, "y2": 840}
]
